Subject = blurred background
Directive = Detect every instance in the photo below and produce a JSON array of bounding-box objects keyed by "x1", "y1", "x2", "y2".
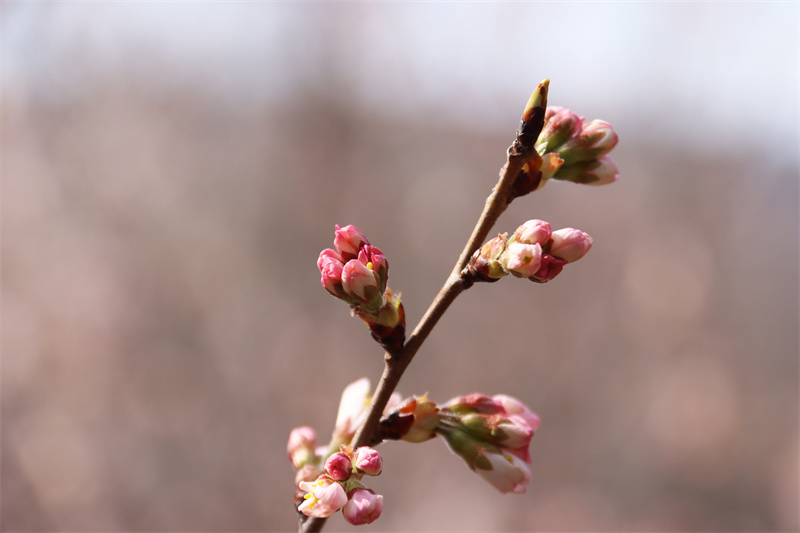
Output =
[{"x1": 2, "y1": 2, "x2": 798, "y2": 531}]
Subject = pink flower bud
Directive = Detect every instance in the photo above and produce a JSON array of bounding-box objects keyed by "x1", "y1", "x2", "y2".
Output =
[
  {"x1": 333, "y1": 378, "x2": 371, "y2": 442},
  {"x1": 493, "y1": 394, "x2": 541, "y2": 433},
  {"x1": 317, "y1": 249, "x2": 346, "y2": 299},
  {"x1": 557, "y1": 119, "x2": 618, "y2": 164},
  {"x1": 512, "y1": 219, "x2": 552, "y2": 245},
  {"x1": 334, "y1": 224, "x2": 369, "y2": 261},
  {"x1": 444, "y1": 393, "x2": 505, "y2": 415},
  {"x1": 537, "y1": 106, "x2": 584, "y2": 154},
  {"x1": 475, "y1": 450, "x2": 532, "y2": 494},
  {"x1": 358, "y1": 245, "x2": 388, "y2": 294},
  {"x1": 504, "y1": 242, "x2": 543, "y2": 278},
  {"x1": 287, "y1": 426, "x2": 317, "y2": 469},
  {"x1": 549, "y1": 228, "x2": 592, "y2": 263},
  {"x1": 343, "y1": 488, "x2": 383, "y2": 525},
  {"x1": 530, "y1": 254, "x2": 567, "y2": 282},
  {"x1": 341, "y1": 259, "x2": 382, "y2": 310},
  {"x1": 324, "y1": 452, "x2": 352, "y2": 481},
  {"x1": 555, "y1": 156, "x2": 620, "y2": 186},
  {"x1": 494, "y1": 415, "x2": 535, "y2": 459},
  {"x1": 353, "y1": 446, "x2": 382, "y2": 476},
  {"x1": 577, "y1": 120, "x2": 618, "y2": 158},
  {"x1": 297, "y1": 475, "x2": 348, "y2": 518}
]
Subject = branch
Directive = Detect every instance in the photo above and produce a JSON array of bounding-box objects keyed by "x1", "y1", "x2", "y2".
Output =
[{"x1": 299, "y1": 81, "x2": 548, "y2": 533}]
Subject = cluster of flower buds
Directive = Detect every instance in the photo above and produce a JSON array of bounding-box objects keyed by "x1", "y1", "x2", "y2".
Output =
[
  {"x1": 534, "y1": 106, "x2": 619, "y2": 187},
  {"x1": 318, "y1": 225, "x2": 405, "y2": 351},
  {"x1": 466, "y1": 219, "x2": 592, "y2": 283},
  {"x1": 290, "y1": 434, "x2": 385, "y2": 524},
  {"x1": 508, "y1": 80, "x2": 618, "y2": 198},
  {"x1": 288, "y1": 379, "x2": 401, "y2": 525},
  {"x1": 380, "y1": 392, "x2": 540, "y2": 494}
]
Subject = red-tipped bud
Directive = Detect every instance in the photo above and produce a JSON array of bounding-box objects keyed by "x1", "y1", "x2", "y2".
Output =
[
  {"x1": 530, "y1": 254, "x2": 567, "y2": 283},
  {"x1": 341, "y1": 259, "x2": 382, "y2": 311},
  {"x1": 324, "y1": 452, "x2": 352, "y2": 481},
  {"x1": 317, "y1": 249, "x2": 347, "y2": 299},
  {"x1": 334, "y1": 224, "x2": 369, "y2": 261}
]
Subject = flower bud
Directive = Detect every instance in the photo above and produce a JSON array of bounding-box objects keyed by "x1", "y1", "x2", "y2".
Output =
[
  {"x1": 466, "y1": 234, "x2": 509, "y2": 282},
  {"x1": 555, "y1": 155, "x2": 620, "y2": 186},
  {"x1": 341, "y1": 259, "x2": 382, "y2": 311},
  {"x1": 444, "y1": 393, "x2": 506, "y2": 415},
  {"x1": 540, "y1": 152, "x2": 565, "y2": 181},
  {"x1": 396, "y1": 395, "x2": 440, "y2": 443},
  {"x1": 530, "y1": 254, "x2": 567, "y2": 283},
  {"x1": 359, "y1": 245, "x2": 388, "y2": 295},
  {"x1": 363, "y1": 288, "x2": 406, "y2": 352},
  {"x1": 504, "y1": 242, "x2": 543, "y2": 278},
  {"x1": 317, "y1": 249, "x2": 347, "y2": 300},
  {"x1": 324, "y1": 452, "x2": 353, "y2": 481},
  {"x1": 474, "y1": 449, "x2": 532, "y2": 494},
  {"x1": 343, "y1": 488, "x2": 383, "y2": 525},
  {"x1": 548, "y1": 228, "x2": 592, "y2": 263},
  {"x1": 353, "y1": 446, "x2": 382, "y2": 476},
  {"x1": 511, "y1": 219, "x2": 552, "y2": 245},
  {"x1": 536, "y1": 106, "x2": 584, "y2": 154},
  {"x1": 287, "y1": 426, "x2": 317, "y2": 469},
  {"x1": 333, "y1": 378, "x2": 371, "y2": 443},
  {"x1": 297, "y1": 475, "x2": 348, "y2": 518},
  {"x1": 558, "y1": 119, "x2": 618, "y2": 164},
  {"x1": 334, "y1": 224, "x2": 369, "y2": 261},
  {"x1": 493, "y1": 394, "x2": 541, "y2": 433}
]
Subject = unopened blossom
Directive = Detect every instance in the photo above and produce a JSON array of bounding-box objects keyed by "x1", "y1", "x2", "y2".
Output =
[
  {"x1": 493, "y1": 394, "x2": 541, "y2": 433},
  {"x1": 297, "y1": 476, "x2": 348, "y2": 518},
  {"x1": 555, "y1": 155, "x2": 620, "y2": 186},
  {"x1": 396, "y1": 395, "x2": 441, "y2": 443},
  {"x1": 333, "y1": 378, "x2": 371, "y2": 442},
  {"x1": 466, "y1": 233, "x2": 509, "y2": 282},
  {"x1": 287, "y1": 426, "x2": 317, "y2": 469},
  {"x1": 558, "y1": 119, "x2": 618, "y2": 164},
  {"x1": 444, "y1": 393, "x2": 506, "y2": 415},
  {"x1": 530, "y1": 254, "x2": 567, "y2": 283},
  {"x1": 353, "y1": 446, "x2": 382, "y2": 476},
  {"x1": 318, "y1": 225, "x2": 389, "y2": 311},
  {"x1": 505, "y1": 241, "x2": 543, "y2": 278},
  {"x1": 317, "y1": 249, "x2": 346, "y2": 299},
  {"x1": 513, "y1": 219, "x2": 552, "y2": 246},
  {"x1": 475, "y1": 449, "x2": 532, "y2": 494},
  {"x1": 343, "y1": 488, "x2": 384, "y2": 525},
  {"x1": 341, "y1": 258, "x2": 383, "y2": 311},
  {"x1": 334, "y1": 224, "x2": 369, "y2": 261},
  {"x1": 439, "y1": 426, "x2": 533, "y2": 495},
  {"x1": 536, "y1": 106, "x2": 584, "y2": 154},
  {"x1": 438, "y1": 392, "x2": 539, "y2": 492},
  {"x1": 549, "y1": 228, "x2": 593, "y2": 263},
  {"x1": 324, "y1": 452, "x2": 353, "y2": 481}
]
